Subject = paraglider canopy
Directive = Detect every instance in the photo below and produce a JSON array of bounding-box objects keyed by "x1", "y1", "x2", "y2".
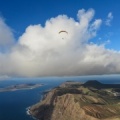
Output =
[{"x1": 59, "y1": 30, "x2": 68, "y2": 34}]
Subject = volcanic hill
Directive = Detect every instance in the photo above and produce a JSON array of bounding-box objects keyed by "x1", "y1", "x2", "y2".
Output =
[{"x1": 29, "y1": 80, "x2": 120, "y2": 120}]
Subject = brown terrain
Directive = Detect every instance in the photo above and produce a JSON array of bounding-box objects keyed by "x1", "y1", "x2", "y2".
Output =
[{"x1": 29, "y1": 80, "x2": 120, "y2": 120}]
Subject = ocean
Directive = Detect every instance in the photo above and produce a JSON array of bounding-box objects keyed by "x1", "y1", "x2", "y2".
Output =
[{"x1": 0, "y1": 75, "x2": 120, "y2": 120}]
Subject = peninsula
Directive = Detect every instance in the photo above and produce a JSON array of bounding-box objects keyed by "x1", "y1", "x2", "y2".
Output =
[
  {"x1": 0, "y1": 83, "x2": 43, "y2": 92},
  {"x1": 29, "y1": 80, "x2": 120, "y2": 120}
]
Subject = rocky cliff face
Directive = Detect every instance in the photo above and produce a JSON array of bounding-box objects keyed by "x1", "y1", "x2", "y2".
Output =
[{"x1": 30, "y1": 81, "x2": 120, "y2": 120}]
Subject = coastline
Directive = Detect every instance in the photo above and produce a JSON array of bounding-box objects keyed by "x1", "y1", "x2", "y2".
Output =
[
  {"x1": 26, "y1": 107, "x2": 31, "y2": 115},
  {"x1": 26, "y1": 88, "x2": 51, "y2": 120},
  {"x1": 26, "y1": 107, "x2": 39, "y2": 120}
]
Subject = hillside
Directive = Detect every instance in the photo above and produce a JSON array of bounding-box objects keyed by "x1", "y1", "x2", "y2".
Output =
[{"x1": 29, "y1": 80, "x2": 120, "y2": 120}]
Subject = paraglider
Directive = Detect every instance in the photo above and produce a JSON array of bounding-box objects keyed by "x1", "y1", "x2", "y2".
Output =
[{"x1": 59, "y1": 30, "x2": 68, "y2": 39}]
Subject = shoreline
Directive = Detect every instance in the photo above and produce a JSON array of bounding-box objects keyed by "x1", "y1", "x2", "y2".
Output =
[
  {"x1": 26, "y1": 88, "x2": 50, "y2": 120},
  {"x1": 26, "y1": 107, "x2": 31, "y2": 115},
  {"x1": 26, "y1": 106, "x2": 39, "y2": 120},
  {"x1": 26, "y1": 107, "x2": 39, "y2": 120}
]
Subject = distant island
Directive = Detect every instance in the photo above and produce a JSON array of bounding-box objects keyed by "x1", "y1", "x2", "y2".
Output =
[
  {"x1": 29, "y1": 80, "x2": 120, "y2": 120},
  {"x1": 0, "y1": 83, "x2": 44, "y2": 92}
]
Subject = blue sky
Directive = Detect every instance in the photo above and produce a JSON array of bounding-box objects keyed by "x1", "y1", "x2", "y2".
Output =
[
  {"x1": 0, "y1": 0, "x2": 120, "y2": 78},
  {"x1": 0, "y1": 0, "x2": 120, "y2": 50}
]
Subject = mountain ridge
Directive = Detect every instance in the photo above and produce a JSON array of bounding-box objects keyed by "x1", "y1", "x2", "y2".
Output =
[{"x1": 29, "y1": 80, "x2": 120, "y2": 120}]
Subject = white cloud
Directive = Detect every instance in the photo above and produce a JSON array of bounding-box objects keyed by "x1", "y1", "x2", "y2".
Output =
[
  {"x1": 0, "y1": 17, "x2": 15, "y2": 52},
  {"x1": 105, "y1": 12, "x2": 113, "y2": 26},
  {"x1": 0, "y1": 9, "x2": 120, "y2": 77}
]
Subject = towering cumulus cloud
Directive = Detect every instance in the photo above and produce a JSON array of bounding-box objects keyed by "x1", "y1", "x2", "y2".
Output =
[
  {"x1": 0, "y1": 18, "x2": 15, "y2": 51},
  {"x1": 0, "y1": 9, "x2": 120, "y2": 77}
]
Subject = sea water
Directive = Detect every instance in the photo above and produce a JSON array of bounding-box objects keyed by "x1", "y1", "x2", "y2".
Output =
[{"x1": 0, "y1": 75, "x2": 120, "y2": 120}]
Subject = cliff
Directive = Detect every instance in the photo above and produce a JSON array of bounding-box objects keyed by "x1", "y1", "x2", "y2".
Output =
[{"x1": 29, "y1": 81, "x2": 120, "y2": 120}]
